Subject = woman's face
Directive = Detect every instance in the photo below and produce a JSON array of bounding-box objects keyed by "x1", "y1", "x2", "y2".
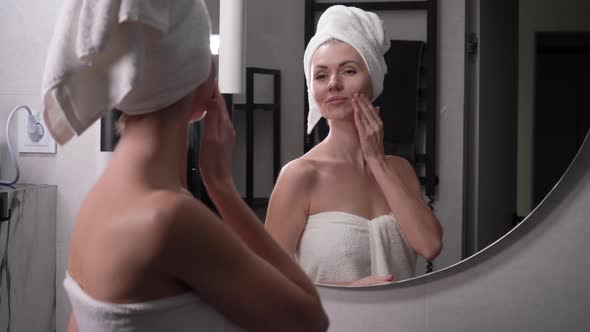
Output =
[{"x1": 311, "y1": 41, "x2": 373, "y2": 122}]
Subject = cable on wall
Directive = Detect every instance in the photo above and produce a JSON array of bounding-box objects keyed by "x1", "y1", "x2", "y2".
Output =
[{"x1": 0, "y1": 105, "x2": 45, "y2": 186}]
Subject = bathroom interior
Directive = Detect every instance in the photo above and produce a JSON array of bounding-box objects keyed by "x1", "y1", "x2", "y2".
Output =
[{"x1": 0, "y1": 0, "x2": 589, "y2": 331}]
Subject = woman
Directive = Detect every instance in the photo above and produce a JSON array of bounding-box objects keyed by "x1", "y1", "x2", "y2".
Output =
[
  {"x1": 42, "y1": 1, "x2": 328, "y2": 331},
  {"x1": 265, "y1": 6, "x2": 442, "y2": 286}
]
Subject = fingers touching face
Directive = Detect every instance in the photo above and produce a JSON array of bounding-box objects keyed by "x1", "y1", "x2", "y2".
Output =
[{"x1": 352, "y1": 93, "x2": 382, "y2": 132}]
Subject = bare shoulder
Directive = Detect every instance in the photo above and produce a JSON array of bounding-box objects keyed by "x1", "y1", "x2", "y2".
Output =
[
  {"x1": 276, "y1": 157, "x2": 318, "y2": 189},
  {"x1": 68, "y1": 189, "x2": 217, "y2": 298},
  {"x1": 265, "y1": 157, "x2": 318, "y2": 243},
  {"x1": 103, "y1": 191, "x2": 213, "y2": 264},
  {"x1": 135, "y1": 190, "x2": 213, "y2": 235}
]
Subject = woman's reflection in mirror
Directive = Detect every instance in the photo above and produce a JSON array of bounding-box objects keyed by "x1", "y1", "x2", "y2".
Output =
[{"x1": 265, "y1": 5, "x2": 442, "y2": 286}]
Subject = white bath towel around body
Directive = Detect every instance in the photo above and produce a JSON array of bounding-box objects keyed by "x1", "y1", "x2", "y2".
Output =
[
  {"x1": 297, "y1": 211, "x2": 417, "y2": 284},
  {"x1": 64, "y1": 272, "x2": 243, "y2": 332}
]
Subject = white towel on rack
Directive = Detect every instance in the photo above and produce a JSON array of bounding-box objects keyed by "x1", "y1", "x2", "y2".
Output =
[{"x1": 42, "y1": 0, "x2": 212, "y2": 145}]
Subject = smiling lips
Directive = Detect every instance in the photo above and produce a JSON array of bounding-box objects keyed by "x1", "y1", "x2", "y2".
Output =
[{"x1": 326, "y1": 96, "x2": 348, "y2": 105}]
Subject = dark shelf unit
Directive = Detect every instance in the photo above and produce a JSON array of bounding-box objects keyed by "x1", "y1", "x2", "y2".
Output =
[
  {"x1": 234, "y1": 67, "x2": 282, "y2": 208},
  {"x1": 303, "y1": 0, "x2": 439, "y2": 196}
]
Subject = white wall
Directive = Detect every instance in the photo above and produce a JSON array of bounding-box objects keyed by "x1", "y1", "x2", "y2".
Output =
[
  {"x1": 517, "y1": 0, "x2": 590, "y2": 216},
  {"x1": 0, "y1": 1, "x2": 101, "y2": 331}
]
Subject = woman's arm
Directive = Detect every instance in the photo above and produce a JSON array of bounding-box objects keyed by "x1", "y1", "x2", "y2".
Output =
[
  {"x1": 157, "y1": 193, "x2": 328, "y2": 332},
  {"x1": 370, "y1": 156, "x2": 443, "y2": 260},
  {"x1": 206, "y1": 176, "x2": 319, "y2": 303},
  {"x1": 67, "y1": 313, "x2": 78, "y2": 332},
  {"x1": 352, "y1": 94, "x2": 442, "y2": 260},
  {"x1": 197, "y1": 87, "x2": 319, "y2": 297},
  {"x1": 162, "y1": 86, "x2": 327, "y2": 332}
]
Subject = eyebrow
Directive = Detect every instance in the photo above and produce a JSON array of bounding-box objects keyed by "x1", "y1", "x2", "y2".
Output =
[{"x1": 313, "y1": 60, "x2": 361, "y2": 70}]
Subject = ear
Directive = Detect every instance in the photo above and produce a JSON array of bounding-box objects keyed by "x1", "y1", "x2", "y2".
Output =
[
  {"x1": 190, "y1": 60, "x2": 218, "y2": 114},
  {"x1": 189, "y1": 110, "x2": 207, "y2": 124},
  {"x1": 189, "y1": 89, "x2": 207, "y2": 121}
]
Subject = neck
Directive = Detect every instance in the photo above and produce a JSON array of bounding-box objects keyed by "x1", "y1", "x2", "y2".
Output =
[
  {"x1": 320, "y1": 119, "x2": 366, "y2": 168},
  {"x1": 108, "y1": 107, "x2": 191, "y2": 191}
]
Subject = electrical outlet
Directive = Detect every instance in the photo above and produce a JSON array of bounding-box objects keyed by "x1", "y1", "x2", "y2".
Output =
[{"x1": 18, "y1": 111, "x2": 56, "y2": 153}]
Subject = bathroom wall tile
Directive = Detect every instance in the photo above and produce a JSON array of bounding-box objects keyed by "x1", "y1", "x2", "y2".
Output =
[
  {"x1": 0, "y1": 1, "x2": 61, "y2": 94},
  {"x1": 319, "y1": 284, "x2": 427, "y2": 332}
]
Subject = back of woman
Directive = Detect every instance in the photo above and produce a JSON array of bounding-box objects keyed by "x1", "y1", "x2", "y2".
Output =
[
  {"x1": 41, "y1": 1, "x2": 329, "y2": 331},
  {"x1": 67, "y1": 183, "x2": 243, "y2": 332}
]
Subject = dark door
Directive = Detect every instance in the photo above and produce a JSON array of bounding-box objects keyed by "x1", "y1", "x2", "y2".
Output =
[{"x1": 534, "y1": 32, "x2": 590, "y2": 206}]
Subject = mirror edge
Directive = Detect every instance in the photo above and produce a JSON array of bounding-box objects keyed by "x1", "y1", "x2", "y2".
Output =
[{"x1": 316, "y1": 130, "x2": 590, "y2": 290}]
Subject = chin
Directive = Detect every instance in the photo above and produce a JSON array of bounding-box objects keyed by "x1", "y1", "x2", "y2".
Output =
[{"x1": 322, "y1": 109, "x2": 354, "y2": 122}]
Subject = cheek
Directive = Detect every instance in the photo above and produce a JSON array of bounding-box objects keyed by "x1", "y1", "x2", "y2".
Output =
[
  {"x1": 312, "y1": 82, "x2": 327, "y2": 100},
  {"x1": 347, "y1": 76, "x2": 373, "y2": 97},
  {"x1": 360, "y1": 77, "x2": 373, "y2": 97}
]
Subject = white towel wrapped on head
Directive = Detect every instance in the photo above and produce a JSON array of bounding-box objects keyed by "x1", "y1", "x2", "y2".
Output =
[
  {"x1": 303, "y1": 5, "x2": 390, "y2": 134},
  {"x1": 42, "y1": 0, "x2": 212, "y2": 145}
]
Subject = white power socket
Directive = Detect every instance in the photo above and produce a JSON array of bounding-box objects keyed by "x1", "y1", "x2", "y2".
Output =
[{"x1": 18, "y1": 111, "x2": 56, "y2": 153}]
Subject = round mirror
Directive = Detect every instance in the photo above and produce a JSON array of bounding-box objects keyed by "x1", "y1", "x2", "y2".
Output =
[{"x1": 201, "y1": 0, "x2": 590, "y2": 287}]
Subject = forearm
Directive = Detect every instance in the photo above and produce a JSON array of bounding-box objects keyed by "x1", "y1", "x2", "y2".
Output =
[
  {"x1": 67, "y1": 313, "x2": 78, "y2": 332},
  {"x1": 368, "y1": 159, "x2": 442, "y2": 258},
  {"x1": 206, "y1": 180, "x2": 319, "y2": 297}
]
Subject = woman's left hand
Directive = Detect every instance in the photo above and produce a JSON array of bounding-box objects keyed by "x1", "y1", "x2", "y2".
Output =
[
  {"x1": 198, "y1": 85, "x2": 236, "y2": 192},
  {"x1": 352, "y1": 93, "x2": 385, "y2": 165}
]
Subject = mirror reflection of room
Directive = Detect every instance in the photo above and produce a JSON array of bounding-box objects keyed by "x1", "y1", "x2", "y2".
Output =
[{"x1": 201, "y1": 0, "x2": 590, "y2": 286}]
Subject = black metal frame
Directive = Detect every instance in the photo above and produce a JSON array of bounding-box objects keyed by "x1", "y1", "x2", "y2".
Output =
[
  {"x1": 234, "y1": 67, "x2": 282, "y2": 206},
  {"x1": 303, "y1": 0, "x2": 438, "y2": 196}
]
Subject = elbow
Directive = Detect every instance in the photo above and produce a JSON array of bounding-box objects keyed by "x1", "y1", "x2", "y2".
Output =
[
  {"x1": 306, "y1": 309, "x2": 330, "y2": 332},
  {"x1": 317, "y1": 308, "x2": 330, "y2": 332},
  {"x1": 292, "y1": 300, "x2": 330, "y2": 332},
  {"x1": 420, "y1": 239, "x2": 442, "y2": 262},
  {"x1": 424, "y1": 221, "x2": 443, "y2": 261},
  {"x1": 417, "y1": 227, "x2": 443, "y2": 262}
]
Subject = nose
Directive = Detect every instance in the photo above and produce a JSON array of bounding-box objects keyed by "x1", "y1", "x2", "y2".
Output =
[{"x1": 328, "y1": 74, "x2": 343, "y2": 91}]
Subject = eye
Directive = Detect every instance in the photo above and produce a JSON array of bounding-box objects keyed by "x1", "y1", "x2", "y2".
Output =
[
  {"x1": 314, "y1": 73, "x2": 327, "y2": 81},
  {"x1": 343, "y1": 68, "x2": 357, "y2": 75}
]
